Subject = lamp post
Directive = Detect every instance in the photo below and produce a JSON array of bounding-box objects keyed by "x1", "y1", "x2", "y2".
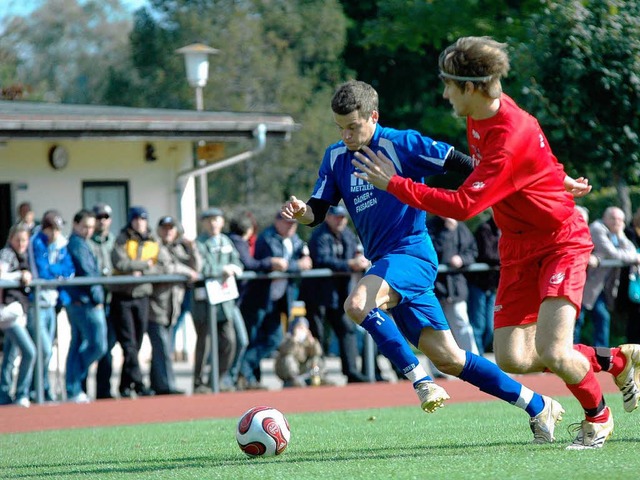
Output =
[
  {"x1": 176, "y1": 43, "x2": 219, "y2": 111},
  {"x1": 176, "y1": 43, "x2": 221, "y2": 391},
  {"x1": 176, "y1": 43, "x2": 219, "y2": 210}
]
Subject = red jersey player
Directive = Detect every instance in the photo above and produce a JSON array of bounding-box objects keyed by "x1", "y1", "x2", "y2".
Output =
[{"x1": 352, "y1": 36, "x2": 640, "y2": 450}]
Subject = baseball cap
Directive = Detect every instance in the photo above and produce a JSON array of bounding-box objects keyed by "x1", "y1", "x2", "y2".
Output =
[
  {"x1": 41, "y1": 210, "x2": 65, "y2": 230},
  {"x1": 288, "y1": 316, "x2": 309, "y2": 333},
  {"x1": 200, "y1": 208, "x2": 224, "y2": 220},
  {"x1": 93, "y1": 203, "x2": 112, "y2": 217},
  {"x1": 158, "y1": 215, "x2": 177, "y2": 227},
  {"x1": 128, "y1": 206, "x2": 149, "y2": 223},
  {"x1": 328, "y1": 205, "x2": 348, "y2": 216}
]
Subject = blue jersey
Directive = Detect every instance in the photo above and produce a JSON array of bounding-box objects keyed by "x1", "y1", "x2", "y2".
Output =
[{"x1": 310, "y1": 124, "x2": 453, "y2": 263}]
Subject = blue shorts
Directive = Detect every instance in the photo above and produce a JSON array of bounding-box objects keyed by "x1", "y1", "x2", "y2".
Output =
[{"x1": 365, "y1": 242, "x2": 449, "y2": 346}]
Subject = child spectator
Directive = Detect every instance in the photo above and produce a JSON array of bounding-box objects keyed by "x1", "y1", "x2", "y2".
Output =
[{"x1": 275, "y1": 316, "x2": 325, "y2": 387}]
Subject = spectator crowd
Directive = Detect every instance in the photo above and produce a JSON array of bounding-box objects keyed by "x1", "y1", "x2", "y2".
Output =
[{"x1": 1, "y1": 200, "x2": 639, "y2": 407}]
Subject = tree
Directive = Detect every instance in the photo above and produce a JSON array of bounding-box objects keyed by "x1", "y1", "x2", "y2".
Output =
[
  {"x1": 338, "y1": 0, "x2": 545, "y2": 190},
  {"x1": 0, "y1": 0, "x2": 133, "y2": 103},
  {"x1": 109, "y1": 0, "x2": 350, "y2": 217},
  {"x1": 512, "y1": 0, "x2": 640, "y2": 217}
]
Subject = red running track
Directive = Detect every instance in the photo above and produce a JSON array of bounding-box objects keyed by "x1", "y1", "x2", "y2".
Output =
[{"x1": 0, "y1": 372, "x2": 621, "y2": 434}]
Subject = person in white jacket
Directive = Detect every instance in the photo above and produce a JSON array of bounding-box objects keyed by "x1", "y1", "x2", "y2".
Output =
[{"x1": 577, "y1": 207, "x2": 640, "y2": 346}]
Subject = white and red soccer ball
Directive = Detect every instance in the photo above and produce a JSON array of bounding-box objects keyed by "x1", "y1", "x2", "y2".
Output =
[{"x1": 236, "y1": 406, "x2": 291, "y2": 457}]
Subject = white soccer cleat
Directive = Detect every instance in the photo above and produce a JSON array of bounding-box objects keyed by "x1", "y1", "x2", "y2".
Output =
[
  {"x1": 566, "y1": 407, "x2": 614, "y2": 450},
  {"x1": 615, "y1": 344, "x2": 640, "y2": 413},
  {"x1": 529, "y1": 396, "x2": 565, "y2": 444},
  {"x1": 415, "y1": 381, "x2": 450, "y2": 413}
]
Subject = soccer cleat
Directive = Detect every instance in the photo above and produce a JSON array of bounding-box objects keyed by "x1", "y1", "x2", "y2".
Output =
[
  {"x1": 614, "y1": 344, "x2": 640, "y2": 413},
  {"x1": 529, "y1": 396, "x2": 565, "y2": 444},
  {"x1": 566, "y1": 407, "x2": 614, "y2": 450},
  {"x1": 415, "y1": 381, "x2": 450, "y2": 413}
]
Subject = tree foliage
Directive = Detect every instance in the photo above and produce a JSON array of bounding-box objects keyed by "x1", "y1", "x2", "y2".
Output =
[
  {"x1": 339, "y1": 1, "x2": 545, "y2": 145},
  {"x1": 102, "y1": 0, "x2": 349, "y2": 217},
  {"x1": 2, "y1": 0, "x2": 640, "y2": 216},
  {"x1": 0, "y1": 0, "x2": 132, "y2": 103},
  {"x1": 512, "y1": 0, "x2": 640, "y2": 215}
]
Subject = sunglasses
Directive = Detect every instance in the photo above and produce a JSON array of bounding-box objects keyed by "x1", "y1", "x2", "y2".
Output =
[{"x1": 96, "y1": 214, "x2": 111, "y2": 220}]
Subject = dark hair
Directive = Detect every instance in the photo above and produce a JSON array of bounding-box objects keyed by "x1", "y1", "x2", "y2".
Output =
[
  {"x1": 41, "y1": 209, "x2": 65, "y2": 230},
  {"x1": 73, "y1": 209, "x2": 96, "y2": 224},
  {"x1": 331, "y1": 80, "x2": 378, "y2": 117},
  {"x1": 229, "y1": 215, "x2": 255, "y2": 236}
]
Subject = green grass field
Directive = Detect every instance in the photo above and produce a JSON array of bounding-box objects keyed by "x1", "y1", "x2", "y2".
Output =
[{"x1": 1, "y1": 394, "x2": 639, "y2": 480}]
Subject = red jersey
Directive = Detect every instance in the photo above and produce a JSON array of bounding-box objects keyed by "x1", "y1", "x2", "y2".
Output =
[{"x1": 388, "y1": 94, "x2": 576, "y2": 237}]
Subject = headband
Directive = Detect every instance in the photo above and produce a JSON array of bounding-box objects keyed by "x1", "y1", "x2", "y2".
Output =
[{"x1": 439, "y1": 71, "x2": 494, "y2": 82}]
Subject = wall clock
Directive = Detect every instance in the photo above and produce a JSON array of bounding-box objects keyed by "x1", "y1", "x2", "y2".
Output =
[{"x1": 48, "y1": 145, "x2": 69, "y2": 170}]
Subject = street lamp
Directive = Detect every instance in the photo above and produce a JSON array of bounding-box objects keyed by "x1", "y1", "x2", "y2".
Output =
[
  {"x1": 176, "y1": 43, "x2": 219, "y2": 211},
  {"x1": 176, "y1": 43, "x2": 220, "y2": 111}
]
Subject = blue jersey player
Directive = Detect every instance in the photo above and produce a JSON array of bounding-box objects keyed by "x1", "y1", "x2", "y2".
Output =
[{"x1": 281, "y1": 80, "x2": 565, "y2": 443}]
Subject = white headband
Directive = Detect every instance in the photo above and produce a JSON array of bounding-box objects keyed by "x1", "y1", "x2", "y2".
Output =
[{"x1": 439, "y1": 71, "x2": 494, "y2": 82}]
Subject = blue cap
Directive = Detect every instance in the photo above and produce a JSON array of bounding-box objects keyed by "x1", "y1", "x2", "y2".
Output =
[
  {"x1": 128, "y1": 206, "x2": 148, "y2": 223},
  {"x1": 328, "y1": 205, "x2": 347, "y2": 216},
  {"x1": 288, "y1": 316, "x2": 309, "y2": 333}
]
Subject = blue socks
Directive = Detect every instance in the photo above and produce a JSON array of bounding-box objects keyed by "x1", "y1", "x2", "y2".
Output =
[
  {"x1": 360, "y1": 308, "x2": 431, "y2": 384},
  {"x1": 361, "y1": 309, "x2": 545, "y2": 417},
  {"x1": 459, "y1": 351, "x2": 544, "y2": 417}
]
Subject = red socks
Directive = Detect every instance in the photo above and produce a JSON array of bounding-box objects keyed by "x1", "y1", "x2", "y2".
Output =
[
  {"x1": 573, "y1": 344, "x2": 625, "y2": 377},
  {"x1": 565, "y1": 368, "x2": 606, "y2": 419}
]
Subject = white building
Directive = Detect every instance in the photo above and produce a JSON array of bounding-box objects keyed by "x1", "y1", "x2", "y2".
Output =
[{"x1": 0, "y1": 100, "x2": 296, "y2": 241}]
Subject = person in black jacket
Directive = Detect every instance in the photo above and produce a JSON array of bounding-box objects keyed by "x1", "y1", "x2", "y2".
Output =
[
  {"x1": 236, "y1": 212, "x2": 312, "y2": 389},
  {"x1": 228, "y1": 214, "x2": 288, "y2": 308},
  {"x1": 300, "y1": 205, "x2": 370, "y2": 383},
  {"x1": 110, "y1": 206, "x2": 169, "y2": 398},
  {"x1": 227, "y1": 214, "x2": 288, "y2": 390},
  {"x1": 466, "y1": 213, "x2": 501, "y2": 355},
  {"x1": 427, "y1": 215, "x2": 479, "y2": 356}
]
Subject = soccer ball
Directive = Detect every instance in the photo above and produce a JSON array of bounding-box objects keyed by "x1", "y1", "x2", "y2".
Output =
[{"x1": 236, "y1": 406, "x2": 291, "y2": 457}]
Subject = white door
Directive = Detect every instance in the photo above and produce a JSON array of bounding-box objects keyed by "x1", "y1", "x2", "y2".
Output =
[{"x1": 82, "y1": 181, "x2": 128, "y2": 232}]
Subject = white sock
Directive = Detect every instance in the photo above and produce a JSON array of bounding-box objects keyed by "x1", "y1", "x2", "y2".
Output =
[{"x1": 406, "y1": 365, "x2": 430, "y2": 385}]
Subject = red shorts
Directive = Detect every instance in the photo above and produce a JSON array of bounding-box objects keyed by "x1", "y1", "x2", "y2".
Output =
[{"x1": 494, "y1": 210, "x2": 593, "y2": 329}]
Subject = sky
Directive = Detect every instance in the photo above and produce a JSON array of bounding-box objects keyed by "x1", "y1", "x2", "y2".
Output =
[{"x1": 0, "y1": 0, "x2": 148, "y2": 20}]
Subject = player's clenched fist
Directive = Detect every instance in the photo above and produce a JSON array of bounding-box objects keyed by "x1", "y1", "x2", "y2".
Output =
[{"x1": 281, "y1": 196, "x2": 314, "y2": 224}]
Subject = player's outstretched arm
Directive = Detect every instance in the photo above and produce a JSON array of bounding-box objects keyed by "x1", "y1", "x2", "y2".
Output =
[
  {"x1": 352, "y1": 146, "x2": 397, "y2": 191},
  {"x1": 564, "y1": 175, "x2": 592, "y2": 198},
  {"x1": 281, "y1": 196, "x2": 314, "y2": 224}
]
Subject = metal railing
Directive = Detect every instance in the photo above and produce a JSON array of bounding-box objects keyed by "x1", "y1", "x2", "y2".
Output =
[{"x1": 0, "y1": 258, "x2": 631, "y2": 403}]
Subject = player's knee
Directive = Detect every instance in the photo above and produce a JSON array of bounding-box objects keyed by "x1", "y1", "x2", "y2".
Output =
[
  {"x1": 428, "y1": 347, "x2": 466, "y2": 376},
  {"x1": 538, "y1": 346, "x2": 573, "y2": 373},
  {"x1": 495, "y1": 353, "x2": 529, "y2": 374},
  {"x1": 343, "y1": 296, "x2": 366, "y2": 323}
]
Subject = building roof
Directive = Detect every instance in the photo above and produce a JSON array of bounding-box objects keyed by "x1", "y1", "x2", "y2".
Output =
[{"x1": 0, "y1": 100, "x2": 297, "y2": 141}]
